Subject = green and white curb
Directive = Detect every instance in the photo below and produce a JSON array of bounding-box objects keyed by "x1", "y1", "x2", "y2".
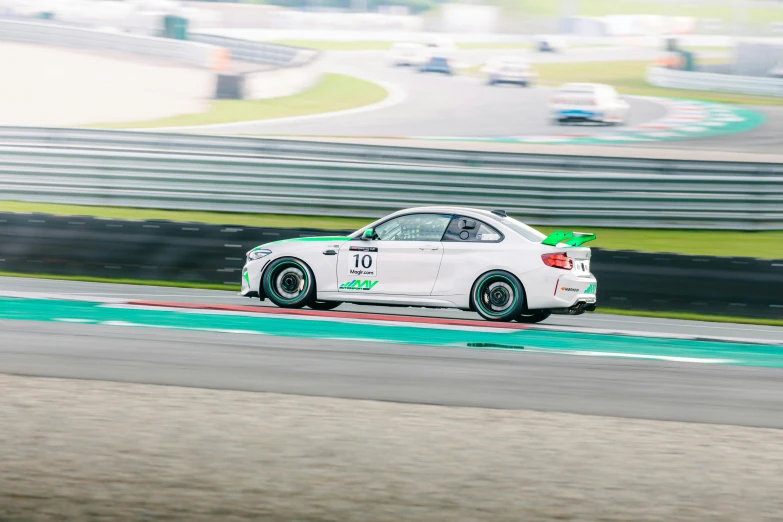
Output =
[
  {"x1": 417, "y1": 97, "x2": 765, "y2": 145},
  {"x1": 2, "y1": 296, "x2": 782, "y2": 369}
]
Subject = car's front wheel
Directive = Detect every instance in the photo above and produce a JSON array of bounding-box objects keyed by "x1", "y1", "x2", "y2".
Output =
[
  {"x1": 471, "y1": 270, "x2": 526, "y2": 322},
  {"x1": 515, "y1": 310, "x2": 551, "y2": 324},
  {"x1": 262, "y1": 257, "x2": 315, "y2": 309}
]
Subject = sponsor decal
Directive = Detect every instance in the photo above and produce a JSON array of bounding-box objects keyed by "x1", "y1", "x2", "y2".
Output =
[
  {"x1": 340, "y1": 280, "x2": 379, "y2": 291},
  {"x1": 559, "y1": 284, "x2": 597, "y2": 294},
  {"x1": 350, "y1": 246, "x2": 378, "y2": 252},
  {"x1": 477, "y1": 233, "x2": 500, "y2": 241}
]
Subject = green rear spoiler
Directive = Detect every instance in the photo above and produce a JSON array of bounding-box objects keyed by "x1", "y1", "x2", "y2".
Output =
[{"x1": 541, "y1": 230, "x2": 596, "y2": 247}]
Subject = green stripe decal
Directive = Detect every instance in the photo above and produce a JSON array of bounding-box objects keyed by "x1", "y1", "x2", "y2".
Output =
[
  {"x1": 262, "y1": 236, "x2": 351, "y2": 247},
  {"x1": 1, "y1": 297, "x2": 781, "y2": 368}
]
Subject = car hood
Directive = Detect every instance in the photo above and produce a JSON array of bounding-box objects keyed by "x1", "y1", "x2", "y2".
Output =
[{"x1": 248, "y1": 235, "x2": 352, "y2": 255}]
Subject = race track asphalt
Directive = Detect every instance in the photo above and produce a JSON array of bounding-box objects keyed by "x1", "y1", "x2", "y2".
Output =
[
  {"x1": 195, "y1": 48, "x2": 668, "y2": 137},
  {"x1": 1, "y1": 278, "x2": 782, "y2": 429},
  {"x1": 1, "y1": 319, "x2": 782, "y2": 429}
]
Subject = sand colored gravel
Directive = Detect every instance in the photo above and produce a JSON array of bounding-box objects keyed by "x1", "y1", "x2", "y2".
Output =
[{"x1": 1, "y1": 374, "x2": 782, "y2": 522}]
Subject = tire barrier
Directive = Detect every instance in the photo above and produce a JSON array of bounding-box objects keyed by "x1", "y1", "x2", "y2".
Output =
[{"x1": 1, "y1": 212, "x2": 780, "y2": 319}]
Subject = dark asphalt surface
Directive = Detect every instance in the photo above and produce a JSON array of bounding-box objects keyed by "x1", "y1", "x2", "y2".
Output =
[
  {"x1": 1, "y1": 320, "x2": 782, "y2": 429},
  {"x1": 4, "y1": 277, "x2": 780, "y2": 343}
]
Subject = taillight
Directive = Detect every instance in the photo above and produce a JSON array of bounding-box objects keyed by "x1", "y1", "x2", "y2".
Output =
[{"x1": 541, "y1": 253, "x2": 572, "y2": 270}]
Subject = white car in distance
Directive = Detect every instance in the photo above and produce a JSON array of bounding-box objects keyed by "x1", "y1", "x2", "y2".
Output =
[
  {"x1": 387, "y1": 42, "x2": 428, "y2": 67},
  {"x1": 549, "y1": 83, "x2": 630, "y2": 125},
  {"x1": 481, "y1": 56, "x2": 537, "y2": 86},
  {"x1": 240, "y1": 207, "x2": 598, "y2": 323}
]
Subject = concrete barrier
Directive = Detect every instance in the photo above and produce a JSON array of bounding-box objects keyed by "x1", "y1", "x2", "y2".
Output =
[{"x1": 243, "y1": 54, "x2": 323, "y2": 100}]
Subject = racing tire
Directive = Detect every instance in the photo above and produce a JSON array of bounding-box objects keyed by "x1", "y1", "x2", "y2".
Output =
[
  {"x1": 471, "y1": 270, "x2": 526, "y2": 322},
  {"x1": 515, "y1": 310, "x2": 552, "y2": 324},
  {"x1": 308, "y1": 301, "x2": 342, "y2": 311},
  {"x1": 262, "y1": 257, "x2": 316, "y2": 309}
]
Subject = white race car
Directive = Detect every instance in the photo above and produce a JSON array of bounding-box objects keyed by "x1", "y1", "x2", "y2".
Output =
[
  {"x1": 481, "y1": 56, "x2": 537, "y2": 86},
  {"x1": 387, "y1": 42, "x2": 428, "y2": 67},
  {"x1": 549, "y1": 83, "x2": 630, "y2": 126},
  {"x1": 241, "y1": 207, "x2": 598, "y2": 323}
]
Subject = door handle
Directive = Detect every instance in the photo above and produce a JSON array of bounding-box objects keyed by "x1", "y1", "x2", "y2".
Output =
[
  {"x1": 322, "y1": 250, "x2": 337, "y2": 255},
  {"x1": 419, "y1": 245, "x2": 439, "y2": 251}
]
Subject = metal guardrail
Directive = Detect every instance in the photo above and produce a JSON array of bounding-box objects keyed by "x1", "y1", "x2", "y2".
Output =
[
  {"x1": 1, "y1": 126, "x2": 782, "y2": 176},
  {"x1": 190, "y1": 33, "x2": 318, "y2": 68},
  {"x1": 647, "y1": 65, "x2": 783, "y2": 97},
  {"x1": 0, "y1": 19, "x2": 218, "y2": 68},
  {"x1": 1, "y1": 143, "x2": 781, "y2": 230}
]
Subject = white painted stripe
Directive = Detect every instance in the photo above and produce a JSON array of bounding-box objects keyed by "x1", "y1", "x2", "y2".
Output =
[{"x1": 525, "y1": 348, "x2": 733, "y2": 364}]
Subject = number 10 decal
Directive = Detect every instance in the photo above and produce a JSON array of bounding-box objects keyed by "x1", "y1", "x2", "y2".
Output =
[
  {"x1": 353, "y1": 254, "x2": 373, "y2": 269},
  {"x1": 348, "y1": 246, "x2": 378, "y2": 277}
]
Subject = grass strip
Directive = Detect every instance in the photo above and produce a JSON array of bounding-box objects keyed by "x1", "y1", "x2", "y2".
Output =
[
  {"x1": 2, "y1": 201, "x2": 781, "y2": 259},
  {"x1": 0, "y1": 272, "x2": 236, "y2": 291},
  {"x1": 87, "y1": 74, "x2": 388, "y2": 129},
  {"x1": 532, "y1": 60, "x2": 783, "y2": 106},
  {"x1": 597, "y1": 308, "x2": 783, "y2": 328},
  {"x1": 497, "y1": 0, "x2": 783, "y2": 24}
]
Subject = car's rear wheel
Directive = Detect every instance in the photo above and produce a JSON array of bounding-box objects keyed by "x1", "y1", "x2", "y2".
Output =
[
  {"x1": 515, "y1": 310, "x2": 551, "y2": 324},
  {"x1": 471, "y1": 270, "x2": 526, "y2": 322},
  {"x1": 308, "y1": 301, "x2": 341, "y2": 311},
  {"x1": 262, "y1": 257, "x2": 315, "y2": 309}
]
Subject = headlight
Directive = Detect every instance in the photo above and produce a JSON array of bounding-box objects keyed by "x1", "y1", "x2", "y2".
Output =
[{"x1": 247, "y1": 249, "x2": 272, "y2": 261}]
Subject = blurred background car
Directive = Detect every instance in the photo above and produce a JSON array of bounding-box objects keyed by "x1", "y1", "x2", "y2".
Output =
[
  {"x1": 420, "y1": 55, "x2": 454, "y2": 75},
  {"x1": 387, "y1": 42, "x2": 428, "y2": 67},
  {"x1": 481, "y1": 56, "x2": 537, "y2": 86},
  {"x1": 535, "y1": 35, "x2": 567, "y2": 53},
  {"x1": 549, "y1": 83, "x2": 630, "y2": 125}
]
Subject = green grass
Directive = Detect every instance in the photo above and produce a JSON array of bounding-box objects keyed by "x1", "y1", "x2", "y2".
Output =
[
  {"x1": 0, "y1": 271, "x2": 235, "y2": 291},
  {"x1": 272, "y1": 40, "x2": 533, "y2": 51},
  {"x1": 87, "y1": 73, "x2": 387, "y2": 129},
  {"x1": 3, "y1": 201, "x2": 782, "y2": 259},
  {"x1": 0, "y1": 201, "x2": 366, "y2": 231},
  {"x1": 597, "y1": 308, "x2": 783, "y2": 328},
  {"x1": 494, "y1": 0, "x2": 783, "y2": 25},
  {"x1": 0, "y1": 271, "x2": 778, "y2": 326},
  {"x1": 533, "y1": 60, "x2": 783, "y2": 106}
]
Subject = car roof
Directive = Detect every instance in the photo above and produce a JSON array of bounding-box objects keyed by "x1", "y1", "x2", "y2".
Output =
[
  {"x1": 353, "y1": 206, "x2": 546, "y2": 243},
  {"x1": 381, "y1": 206, "x2": 508, "y2": 224}
]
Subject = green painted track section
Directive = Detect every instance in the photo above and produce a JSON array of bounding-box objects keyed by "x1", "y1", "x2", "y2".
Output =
[{"x1": 1, "y1": 298, "x2": 781, "y2": 368}]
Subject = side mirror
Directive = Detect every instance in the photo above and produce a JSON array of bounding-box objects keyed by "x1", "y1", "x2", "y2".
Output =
[{"x1": 362, "y1": 228, "x2": 375, "y2": 240}]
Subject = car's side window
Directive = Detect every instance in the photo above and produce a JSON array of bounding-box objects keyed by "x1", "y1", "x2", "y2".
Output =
[
  {"x1": 373, "y1": 213, "x2": 452, "y2": 241},
  {"x1": 441, "y1": 216, "x2": 503, "y2": 242}
]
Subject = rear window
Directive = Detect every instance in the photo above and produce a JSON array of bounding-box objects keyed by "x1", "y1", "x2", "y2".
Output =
[
  {"x1": 442, "y1": 216, "x2": 503, "y2": 242},
  {"x1": 497, "y1": 216, "x2": 547, "y2": 243}
]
